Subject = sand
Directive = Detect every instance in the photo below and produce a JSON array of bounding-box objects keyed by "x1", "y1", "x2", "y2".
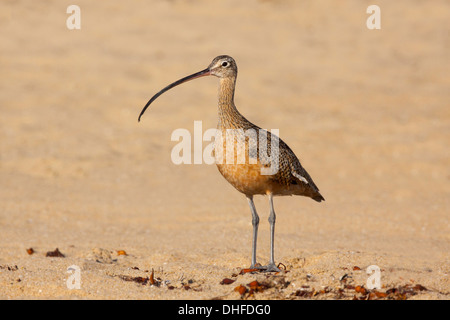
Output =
[{"x1": 0, "y1": 0, "x2": 449, "y2": 300}]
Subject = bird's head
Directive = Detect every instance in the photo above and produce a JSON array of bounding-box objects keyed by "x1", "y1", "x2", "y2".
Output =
[{"x1": 208, "y1": 55, "x2": 238, "y2": 79}]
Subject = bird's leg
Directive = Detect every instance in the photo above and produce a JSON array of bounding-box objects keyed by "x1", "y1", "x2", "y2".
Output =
[
  {"x1": 265, "y1": 193, "x2": 281, "y2": 272},
  {"x1": 246, "y1": 195, "x2": 259, "y2": 268}
]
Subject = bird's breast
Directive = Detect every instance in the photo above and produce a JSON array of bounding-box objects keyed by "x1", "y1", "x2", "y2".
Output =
[{"x1": 213, "y1": 128, "x2": 280, "y2": 196}]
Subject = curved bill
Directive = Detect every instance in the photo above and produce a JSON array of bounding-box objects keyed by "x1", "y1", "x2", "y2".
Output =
[{"x1": 138, "y1": 68, "x2": 211, "y2": 122}]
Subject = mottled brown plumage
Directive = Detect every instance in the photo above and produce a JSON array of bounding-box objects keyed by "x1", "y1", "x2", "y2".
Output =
[
  {"x1": 139, "y1": 55, "x2": 324, "y2": 272},
  {"x1": 210, "y1": 56, "x2": 324, "y2": 202}
]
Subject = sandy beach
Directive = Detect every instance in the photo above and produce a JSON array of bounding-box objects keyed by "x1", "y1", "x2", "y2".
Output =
[{"x1": 0, "y1": 0, "x2": 449, "y2": 299}]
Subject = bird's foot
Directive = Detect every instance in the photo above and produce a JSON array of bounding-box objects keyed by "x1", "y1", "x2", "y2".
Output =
[{"x1": 255, "y1": 263, "x2": 281, "y2": 273}]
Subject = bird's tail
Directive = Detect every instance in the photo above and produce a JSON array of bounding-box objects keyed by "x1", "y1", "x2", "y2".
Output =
[{"x1": 312, "y1": 192, "x2": 325, "y2": 202}]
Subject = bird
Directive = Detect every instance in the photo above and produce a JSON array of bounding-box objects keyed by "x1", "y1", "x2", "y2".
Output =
[{"x1": 138, "y1": 55, "x2": 324, "y2": 272}]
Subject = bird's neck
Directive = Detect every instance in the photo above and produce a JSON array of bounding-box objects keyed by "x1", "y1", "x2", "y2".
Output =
[{"x1": 217, "y1": 77, "x2": 244, "y2": 129}]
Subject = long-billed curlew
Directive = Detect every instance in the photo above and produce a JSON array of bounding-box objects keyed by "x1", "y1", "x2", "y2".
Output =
[{"x1": 138, "y1": 55, "x2": 324, "y2": 272}]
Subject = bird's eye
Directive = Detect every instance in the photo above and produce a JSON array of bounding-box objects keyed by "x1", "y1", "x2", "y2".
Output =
[{"x1": 222, "y1": 61, "x2": 229, "y2": 67}]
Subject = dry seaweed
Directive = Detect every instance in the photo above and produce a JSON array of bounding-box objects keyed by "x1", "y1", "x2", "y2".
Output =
[{"x1": 45, "y1": 248, "x2": 65, "y2": 258}]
